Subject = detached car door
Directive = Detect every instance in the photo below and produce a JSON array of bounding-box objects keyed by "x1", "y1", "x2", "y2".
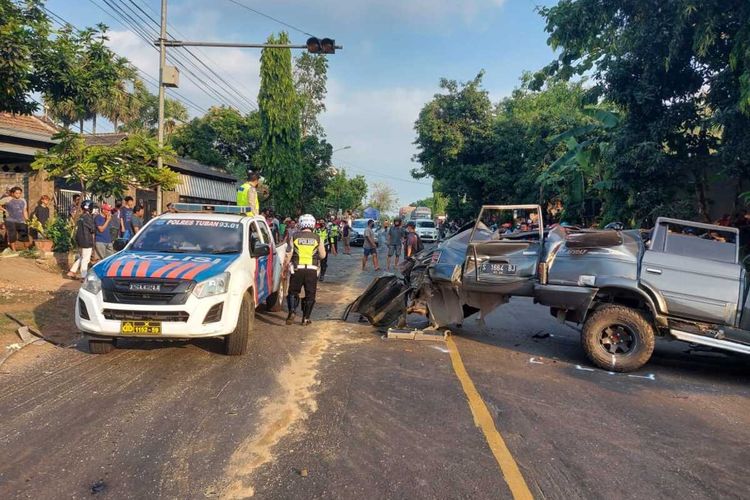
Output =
[
  {"x1": 640, "y1": 218, "x2": 742, "y2": 325},
  {"x1": 462, "y1": 205, "x2": 544, "y2": 297}
]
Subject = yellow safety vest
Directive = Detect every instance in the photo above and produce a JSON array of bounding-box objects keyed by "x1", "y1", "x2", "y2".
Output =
[
  {"x1": 236, "y1": 182, "x2": 259, "y2": 215},
  {"x1": 292, "y1": 231, "x2": 321, "y2": 267}
]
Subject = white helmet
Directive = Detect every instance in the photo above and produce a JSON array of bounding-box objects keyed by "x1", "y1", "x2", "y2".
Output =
[{"x1": 299, "y1": 214, "x2": 316, "y2": 230}]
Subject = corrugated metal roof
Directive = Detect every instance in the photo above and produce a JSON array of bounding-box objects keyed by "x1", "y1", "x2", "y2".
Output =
[
  {"x1": 176, "y1": 173, "x2": 238, "y2": 202},
  {"x1": 172, "y1": 157, "x2": 237, "y2": 181}
]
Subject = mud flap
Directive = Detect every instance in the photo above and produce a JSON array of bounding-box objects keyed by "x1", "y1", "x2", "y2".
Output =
[{"x1": 343, "y1": 275, "x2": 410, "y2": 327}]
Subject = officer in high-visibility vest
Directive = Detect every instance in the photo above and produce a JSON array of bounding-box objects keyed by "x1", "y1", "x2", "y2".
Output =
[
  {"x1": 315, "y1": 219, "x2": 329, "y2": 282},
  {"x1": 236, "y1": 170, "x2": 260, "y2": 216},
  {"x1": 286, "y1": 214, "x2": 327, "y2": 326},
  {"x1": 328, "y1": 221, "x2": 339, "y2": 255}
]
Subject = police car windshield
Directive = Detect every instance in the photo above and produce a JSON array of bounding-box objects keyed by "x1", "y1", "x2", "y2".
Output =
[
  {"x1": 130, "y1": 219, "x2": 243, "y2": 254},
  {"x1": 352, "y1": 220, "x2": 368, "y2": 228},
  {"x1": 416, "y1": 221, "x2": 435, "y2": 228}
]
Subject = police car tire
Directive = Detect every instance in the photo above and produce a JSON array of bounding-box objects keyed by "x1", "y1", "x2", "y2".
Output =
[
  {"x1": 225, "y1": 292, "x2": 254, "y2": 356},
  {"x1": 89, "y1": 338, "x2": 115, "y2": 354}
]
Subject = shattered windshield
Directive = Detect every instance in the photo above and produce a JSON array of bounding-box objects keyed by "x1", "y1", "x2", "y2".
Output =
[{"x1": 471, "y1": 207, "x2": 542, "y2": 242}]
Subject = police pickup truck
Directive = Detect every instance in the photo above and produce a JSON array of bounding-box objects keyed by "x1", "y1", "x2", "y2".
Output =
[{"x1": 75, "y1": 204, "x2": 285, "y2": 355}]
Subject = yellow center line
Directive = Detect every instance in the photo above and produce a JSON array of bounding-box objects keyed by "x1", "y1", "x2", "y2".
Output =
[{"x1": 446, "y1": 336, "x2": 534, "y2": 500}]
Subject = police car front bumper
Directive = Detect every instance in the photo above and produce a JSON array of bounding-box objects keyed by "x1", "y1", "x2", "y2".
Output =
[{"x1": 75, "y1": 288, "x2": 243, "y2": 339}]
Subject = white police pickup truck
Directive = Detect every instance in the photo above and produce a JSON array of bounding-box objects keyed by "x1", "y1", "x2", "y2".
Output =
[{"x1": 75, "y1": 205, "x2": 286, "y2": 355}]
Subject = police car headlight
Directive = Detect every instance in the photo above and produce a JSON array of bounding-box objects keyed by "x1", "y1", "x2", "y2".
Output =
[
  {"x1": 193, "y1": 272, "x2": 230, "y2": 298},
  {"x1": 82, "y1": 273, "x2": 102, "y2": 295}
]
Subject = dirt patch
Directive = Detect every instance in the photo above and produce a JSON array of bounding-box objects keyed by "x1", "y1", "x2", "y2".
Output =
[
  {"x1": 219, "y1": 270, "x2": 368, "y2": 498},
  {"x1": 0, "y1": 257, "x2": 80, "y2": 362}
]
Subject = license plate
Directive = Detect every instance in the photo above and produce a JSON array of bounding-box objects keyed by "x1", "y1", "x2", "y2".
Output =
[
  {"x1": 120, "y1": 321, "x2": 162, "y2": 335},
  {"x1": 480, "y1": 262, "x2": 517, "y2": 275},
  {"x1": 129, "y1": 283, "x2": 161, "y2": 292}
]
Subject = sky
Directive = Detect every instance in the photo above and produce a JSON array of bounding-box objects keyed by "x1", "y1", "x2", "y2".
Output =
[{"x1": 46, "y1": 0, "x2": 558, "y2": 207}]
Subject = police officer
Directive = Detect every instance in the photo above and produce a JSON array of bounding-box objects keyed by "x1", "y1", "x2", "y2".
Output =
[
  {"x1": 287, "y1": 214, "x2": 326, "y2": 326},
  {"x1": 236, "y1": 170, "x2": 260, "y2": 216},
  {"x1": 328, "y1": 220, "x2": 339, "y2": 255},
  {"x1": 315, "y1": 219, "x2": 329, "y2": 282}
]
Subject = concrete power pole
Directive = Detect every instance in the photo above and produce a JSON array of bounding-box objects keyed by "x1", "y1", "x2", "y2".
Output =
[{"x1": 156, "y1": 0, "x2": 168, "y2": 215}]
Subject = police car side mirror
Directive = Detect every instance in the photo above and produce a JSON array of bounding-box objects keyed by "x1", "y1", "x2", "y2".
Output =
[
  {"x1": 252, "y1": 242, "x2": 271, "y2": 257},
  {"x1": 113, "y1": 238, "x2": 127, "y2": 252}
]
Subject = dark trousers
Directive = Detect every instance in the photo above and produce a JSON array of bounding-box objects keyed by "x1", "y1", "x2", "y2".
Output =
[
  {"x1": 6, "y1": 221, "x2": 28, "y2": 243},
  {"x1": 319, "y1": 253, "x2": 328, "y2": 279},
  {"x1": 288, "y1": 268, "x2": 318, "y2": 318}
]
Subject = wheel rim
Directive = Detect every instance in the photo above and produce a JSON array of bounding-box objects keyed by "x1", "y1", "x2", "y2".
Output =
[{"x1": 599, "y1": 324, "x2": 637, "y2": 355}]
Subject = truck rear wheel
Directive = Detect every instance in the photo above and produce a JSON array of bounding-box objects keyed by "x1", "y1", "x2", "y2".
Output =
[
  {"x1": 581, "y1": 305, "x2": 655, "y2": 372},
  {"x1": 89, "y1": 338, "x2": 115, "y2": 354},
  {"x1": 225, "y1": 292, "x2": 254, "y2": 356}
]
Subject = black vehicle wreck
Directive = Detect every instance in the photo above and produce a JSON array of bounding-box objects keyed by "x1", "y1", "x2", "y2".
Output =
[{"x1": 348, "y1": 205, "x2": 750, "y2": 372}]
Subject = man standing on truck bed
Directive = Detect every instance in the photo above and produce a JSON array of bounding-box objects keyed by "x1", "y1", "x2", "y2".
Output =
[
  {"x1": 237, "y1": 170, "x2": 260, "y2": 216},
  {"x1": 287, "y1": 214, "x2": 327, "y2": 326}
]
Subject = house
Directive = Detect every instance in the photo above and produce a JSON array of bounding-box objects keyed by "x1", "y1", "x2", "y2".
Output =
[{"x1": 0, "y1": 112, "x2": 58, "y2": 204}]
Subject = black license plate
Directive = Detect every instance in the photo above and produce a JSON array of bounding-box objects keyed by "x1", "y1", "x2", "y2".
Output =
[
  {"x1": 480, "y1": 262, "x2": 517, "y2": 275},
  {"x1": 120, "y1": 321, "x2": 162, "y2": 335},
  {"x1": 129, "y1": 283, "x2": 161, "y2": 292}
]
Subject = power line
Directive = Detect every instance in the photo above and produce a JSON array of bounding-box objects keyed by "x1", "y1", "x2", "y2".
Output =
[
  {"x1": 127, "y1": 0, "x2": 257, "y2": 111},
  {"x1": 61, "y1": 1, "x2": 210, "y2": 115},
  {"x1": 91, "y1": 0, "x2": 250, "y2": 114},
  {"x1": 224, "y1": 0, "x2": 315, "y2": 38},
  {"x1": 335, "y1": 161, "x2": 432, "y2": 186},
  {"x1": 107, "y1": 0, "x2": 244, "y2": 112}
]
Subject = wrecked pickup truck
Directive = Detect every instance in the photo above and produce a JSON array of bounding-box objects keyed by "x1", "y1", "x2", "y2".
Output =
[{"x1": 350, "y1": 205, "x2": 750, "y2": 372}]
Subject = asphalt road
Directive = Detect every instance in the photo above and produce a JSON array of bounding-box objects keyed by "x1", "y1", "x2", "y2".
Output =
[{"x1": 1, "y1": 247, "x2": 748, "y2": 499}]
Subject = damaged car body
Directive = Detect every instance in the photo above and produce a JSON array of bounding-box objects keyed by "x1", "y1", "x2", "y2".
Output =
[{"x1": 349, "y1": 205, "x2": 750, "y2": 372}]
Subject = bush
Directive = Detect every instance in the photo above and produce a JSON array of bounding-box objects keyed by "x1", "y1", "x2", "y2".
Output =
[{"x1": 47, "y1": 216, "x2": 74, "y2": 253}]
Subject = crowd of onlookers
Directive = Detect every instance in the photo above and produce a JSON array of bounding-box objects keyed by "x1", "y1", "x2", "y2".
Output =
[
  {"x1": 0, "y1": 186, "x2": 153, "y2": 279},
  {"x1": 258, "y1": 209, "x2": 426, "y2": 277}
]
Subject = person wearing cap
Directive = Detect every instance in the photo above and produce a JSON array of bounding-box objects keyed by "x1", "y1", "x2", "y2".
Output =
[
  {"x1": 67, "y1": 200, "x2": 96, "y2": 280},
  {"x1": 237, "y1": 170, "x2": 260, "y2": 216},
  {"x1": 94, "y1": 203, "x2": 114, "y2": 259}
]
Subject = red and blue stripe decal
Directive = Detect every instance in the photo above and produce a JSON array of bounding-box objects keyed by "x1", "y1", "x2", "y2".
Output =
[{"x1": 95, "y1": 251, "x2": 237, "y2": 282}]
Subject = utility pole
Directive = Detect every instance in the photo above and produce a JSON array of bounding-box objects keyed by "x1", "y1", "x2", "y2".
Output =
[
  {"x1": 153, "y1": 0, "x2": 341, "y2": 214},
  {"x1": 156, "y1": 0, "x2": 168, "y2": 215}
]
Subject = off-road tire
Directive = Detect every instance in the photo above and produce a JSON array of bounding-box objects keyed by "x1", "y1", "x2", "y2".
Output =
[
  {"x1": 225, "y1": 292, "x2": 254, "y2": 356},
  {"x1": 581, "y1": 305, "x2": 655, "y2": 372},
  {"x1": 89, "y1": 338, "x2": 115, "y2": 354}
]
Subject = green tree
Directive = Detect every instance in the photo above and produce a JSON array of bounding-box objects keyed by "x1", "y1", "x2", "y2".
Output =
[
  {"x1": 42, "y1": 24, "x2": 126, "y2": 133},
  {"x1": 171, "y1": 107, "x2": 261, "y2": 178},
  {"x1": 325, "y1": 169, "x2": 367, "y2": 214},
  {"x1": 536, "y1": 0, "x2": 750, "y2": 223},
  {"x1": 0, "y1": 0, "x2": 50, "y2": 114},
  {"x1": 119, "y1": 80, "x2": 188, "y2": 136},
  {"x1": 32, "y1": 130, "x2": 178, "y2": 198},
  {"x1": 297, "y1": 136, "x2": 333, "y2": 215},
  {"x1": 257, "y1": 32, "x2": 302, "y2": 215},
  {"x1": 294, "y1": 52, "x2": 328, "y2": 137}
]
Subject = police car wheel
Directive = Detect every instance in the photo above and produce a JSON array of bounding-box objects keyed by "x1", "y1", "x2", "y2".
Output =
[
  {"x1": 225, "y1": 292, "x2": 254, "y2": 355},
  {"x1": 89, "y1": 338, "x2": 115, "y2": 354}
]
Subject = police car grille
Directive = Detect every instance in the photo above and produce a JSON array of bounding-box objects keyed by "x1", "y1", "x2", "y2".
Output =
[
  {"x1": 103, "y1": 309, "x2": 190, "y2": 322},
  {"x1": 103, "y1": 279, "x2": 191, "y2": 305}
]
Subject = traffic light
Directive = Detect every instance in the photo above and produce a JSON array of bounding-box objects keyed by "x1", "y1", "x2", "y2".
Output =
[{"x1": 306, "y1": 37, "x2": 336, "y2": 54}]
